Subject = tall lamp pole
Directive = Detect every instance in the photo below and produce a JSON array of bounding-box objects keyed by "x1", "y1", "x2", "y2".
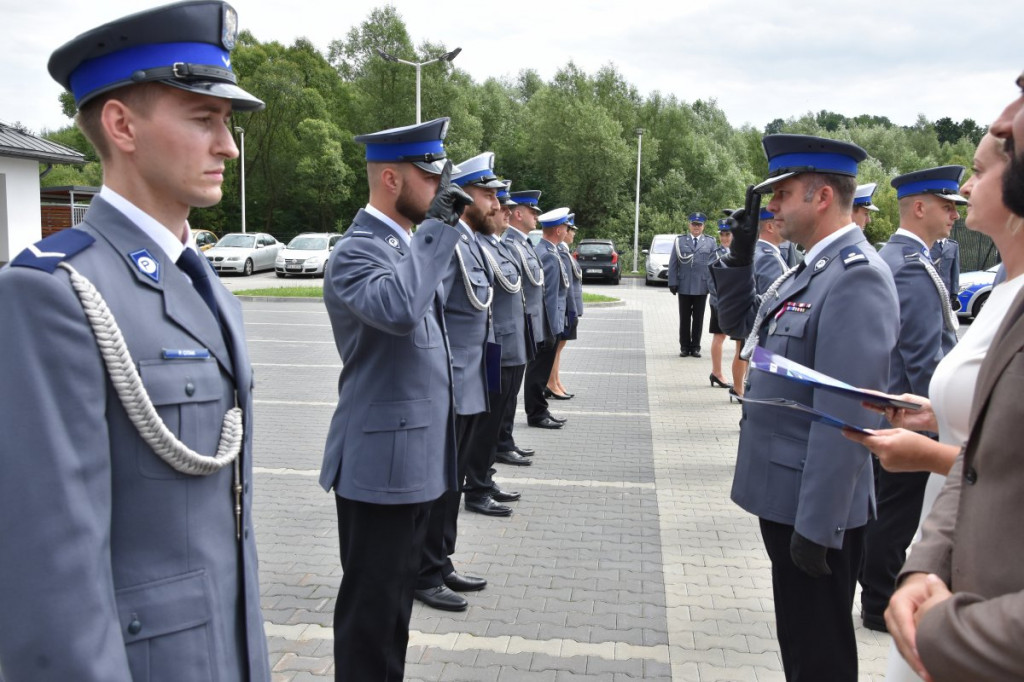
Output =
[
  {"x1": 376, "y1": 47, "x2": 462, "y2": 124},
  {"x1": 632, "y1": 128, "x2": 644, "y2": 273},
  {"x1": 234, "y1": 126, "x2": 247, "y2": 234}
]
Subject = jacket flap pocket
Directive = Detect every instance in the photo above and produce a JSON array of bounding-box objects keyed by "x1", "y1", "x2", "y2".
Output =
[
  {"x1": 139, "y1": 359, "x2": 223, "y2": 405},
  {"x1": 770, "y1": 313, "x2": 809, "y2": 338},
  {"x1": 363, "y1": 399, "x2": 432, "y2": 432},
  {"x1": 769, "y1": 433, "x2": 806, "y2": 470},
  {"x1": 117, "y1": 570, "x2": 210, "y2": 643}
]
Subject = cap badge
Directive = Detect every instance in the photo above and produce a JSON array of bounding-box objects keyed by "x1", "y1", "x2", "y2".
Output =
[{"x1": 222, "y1": 6, "x2": 238, "y2": 50}]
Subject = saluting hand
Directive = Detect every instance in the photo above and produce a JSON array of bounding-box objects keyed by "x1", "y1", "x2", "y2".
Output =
[
  {"x1": 426, "y1": 160, "x2": 474, "y2": 227},
  {"x1": 723, "y1": 185, "x2": 761, "y2": 267}
]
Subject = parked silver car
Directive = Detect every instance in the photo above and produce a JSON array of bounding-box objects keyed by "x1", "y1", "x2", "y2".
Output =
[
  {"x1": 205, "y1": 232, "x2": 282, "y2": 276},
  {"x1": 644, "y1": 234, "x2": 679, "y2": 285},
  {"x1": 275, "y1": 233, "x2": 342, "y2": 278}
]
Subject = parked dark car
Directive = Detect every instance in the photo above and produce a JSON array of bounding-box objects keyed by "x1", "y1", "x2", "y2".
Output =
[{"x1": 574, "y1": 239, "x2": 621, "y2": 284}]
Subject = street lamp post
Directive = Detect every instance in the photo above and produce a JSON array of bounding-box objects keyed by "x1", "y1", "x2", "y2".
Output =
[
  {"x1": 375, "y1": 47, "x2": 462, "y2": 124},
  {"x1": 632, "y1": 128, "x2": 644, "y2": 273},
  {"x1": 234, "y1": 127, "x2": 246, "y2": 234}
]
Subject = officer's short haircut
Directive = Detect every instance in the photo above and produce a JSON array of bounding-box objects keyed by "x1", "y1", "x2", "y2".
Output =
[
  {"x1": 801, "y1": 173, "x2": 857, "y2": 211},
  {"x1": 76, "y1": 83, "x2": 162, "y2": 160}
]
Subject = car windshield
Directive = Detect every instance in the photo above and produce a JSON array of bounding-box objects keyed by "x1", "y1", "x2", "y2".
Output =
[
  {"x1": 578, "y1": 244, "x2": 613, "y2": 256},
  {"x1": 218, "y1": 234, "x2": 255, "y2": 248},
  {"x1": 651, "y1": 241, "x2": 673, "y2": 254},
  {"x1": 288, "y1": 236, "x2": 328, "y2": 250}
]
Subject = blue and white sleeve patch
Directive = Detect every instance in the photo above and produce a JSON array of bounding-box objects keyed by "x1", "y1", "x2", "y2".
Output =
[
  {"x1": 10, "y1": 229, "x2": 95, "y2": 273},
  {"x1": 840, "y1": 246, "x2": 868, "y2": 268}
]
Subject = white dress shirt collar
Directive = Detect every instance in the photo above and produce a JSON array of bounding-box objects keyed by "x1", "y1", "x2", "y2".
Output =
[
  {"x1": 364, "y1": 204, "x2": 411, "y2": 245},
  {"x1": 803, "y1": 223, "x2": 860, "y2": 265},
  {"x1": 99, "y1": 185, "x2": 194, "y2": 261}
]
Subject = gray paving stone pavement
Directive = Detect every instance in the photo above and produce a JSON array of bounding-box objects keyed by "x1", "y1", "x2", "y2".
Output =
[{"x1": 239, "y1": 276, "x2": 892, "y2": 681}]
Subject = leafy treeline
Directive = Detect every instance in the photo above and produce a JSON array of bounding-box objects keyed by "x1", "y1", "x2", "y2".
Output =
[{"x1": 42, "y1": 6, "x2": 984, "y2": 258}]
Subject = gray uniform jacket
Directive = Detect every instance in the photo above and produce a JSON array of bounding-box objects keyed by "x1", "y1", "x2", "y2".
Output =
[
  {"x1": 442, "y1": 222, "x2": 494, "y2": 416},
  {"x1": 502, "y1": 228, "x2": 545, "y2": 347},
  {"x1": 754, "y1": 240, "x2": 789, "y2": 296},
  {"x1": 780, "y1": 241, "x2": 801, "y2": 268},
  {"x1": 480, "y1": 235, "x2": 528, "y2": 367},
  {"x1": 712, "y1": 226, "x2": 899, "y2": 548},
  {"x1": 705, "y1": 246, "x2": 729, "y2": 307},
  {"x1": 536, "y1": 238, "x2": 569, "y2": 339},
  {"x1": 930, "y1": 238, "x2": 960, "y2": 297},
  {"x1": 668, "y1": 233, "x2": 716, "y2": 295},
  {"x1": 320, "y1": 210, "x2": 459, "y2": 504},
  {"x1": 879, "y1": 233, "x2": 957, "y2": 397},
  {"x1": 558, "y1": 243, "x2": 581, "y2": 319},
  {"x1": 0, "y1": 198, "x2": 268, "y2": 682}
]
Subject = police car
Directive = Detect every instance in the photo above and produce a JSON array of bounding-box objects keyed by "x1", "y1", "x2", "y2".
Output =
[{"x1": 955, "y1": 264, "x2": 1000, "y2": 319}]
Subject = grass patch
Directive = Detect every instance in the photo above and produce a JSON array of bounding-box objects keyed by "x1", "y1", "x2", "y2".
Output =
[
  {"x1": 583, "y1": 292, "x2": 619, "y2": 303},
  {"x1": 234, "y1": 286, "x2": 323, "y2": 297}
]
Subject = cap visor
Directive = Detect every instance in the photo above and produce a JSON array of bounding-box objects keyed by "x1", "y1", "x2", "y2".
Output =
[
  {"x1": 164, "y1": 80, "x2": 265, "y2": 112},
  {"x1": 467, "y1": 177, "x2": 506, "y2": 189},
  {"x1": 413, "y1": 159, "x2": 450, "y2": 175},
  {"x1": 867, "y1": 204, "x2": 880, "y2": 212},
  {"x1": 752, "y1": 171, "x2": 797, "y2": 194}
]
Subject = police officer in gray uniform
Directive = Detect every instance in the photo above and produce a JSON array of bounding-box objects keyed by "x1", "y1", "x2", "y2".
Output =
[
  {"x1": 712, "y1": 134, "x2": 899, "y2": 682},
  {"x1": 415, "y1": 152, "x2": 501, "y2": 612},
  {"x1": 753, "y1": 208, "x2": 791, "y2": 295},
  {"x1": 859, "y1": 166, "x2": 965, "y2": 633},
  {"x1": 320, "y1": 118, "x2": 472, "y2": 679},
  {"x1": 524, "y1": 207, "x2": 573, "y2": 428},
  {"x1": 460, "y1": 184, "x2": 530, "y2": 512},
  {"x1": 930, "y1": 236, "x2": 961, "y2": 296},
  {"x1": 0, "y1": 4, "x2": 269, "y2": 680},
  {"x1": 547, "y1": 213, "x2": 582, "y2": 398},
  {"x1": 496, "y1": 189, "x2": 545, "y2": 460},
  {"x1": 669, "y1": 212, "x2": 716, "y2": 357}
]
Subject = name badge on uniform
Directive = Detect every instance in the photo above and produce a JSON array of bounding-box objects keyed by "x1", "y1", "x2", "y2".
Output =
[
  {"x1": 162, "y1": 348, "x2": 211, "y2": 359},
  {"x1": 130, "y1": 249, "x2": 160, "y2": 283}
]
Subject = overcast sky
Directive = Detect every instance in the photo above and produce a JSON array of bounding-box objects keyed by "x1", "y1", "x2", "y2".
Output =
[{"x1": 2, "y1": 0, "x2": 1020, "y2": 135}]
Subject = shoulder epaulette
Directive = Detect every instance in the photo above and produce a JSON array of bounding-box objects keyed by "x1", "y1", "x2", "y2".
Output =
[
  {"x1": 840, "y1": 245, "x2": 869, "y2": 268},
  {"x1": 10, "y1": 229, "x2": 95, "y2": 273}
]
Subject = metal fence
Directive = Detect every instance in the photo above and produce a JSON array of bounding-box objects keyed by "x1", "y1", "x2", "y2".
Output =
[{"x1": 951, "y1": 219, "x2": 1001, "y2": 273}]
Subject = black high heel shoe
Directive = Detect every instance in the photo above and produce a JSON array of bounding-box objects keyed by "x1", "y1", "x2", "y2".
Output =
[
  {"x1": 709, "y1": 374, "x2": 731, "y2": 389},
  {"x1": 729, "y1": 387, "x2": 742, "y2": 404},
  {"x1": 543, "y1": 387, "x2": 572, "y2": 400}
]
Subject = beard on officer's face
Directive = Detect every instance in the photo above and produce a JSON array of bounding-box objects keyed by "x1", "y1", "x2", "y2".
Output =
[
  {"x1": 395, "y1": 182, "x2": 428, "y2": 225},
  {"x1": 1003, "y1": 148, "x2": 1024, "y2": 219}
]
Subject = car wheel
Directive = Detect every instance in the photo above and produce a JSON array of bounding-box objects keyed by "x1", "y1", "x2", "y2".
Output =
[
  {"x1": 613, "y1": 275, "x2": 621, "y2": 285},
  {"x1": 276, "y1": 272, "x2": 285, "y2": 278},
  {"x1": 243, "y1": 259, "x2": 254, "y2": 276},
  {"x1": 973, "y1": 292, "x2": 990, "y2": 318}
]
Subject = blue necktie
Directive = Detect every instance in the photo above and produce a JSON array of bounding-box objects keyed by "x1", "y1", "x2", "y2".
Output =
[{"x1": 177, "y1": 248, "x2": 221, "y2": 325}]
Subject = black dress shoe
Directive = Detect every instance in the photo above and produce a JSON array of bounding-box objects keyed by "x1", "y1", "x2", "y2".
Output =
[
  {"x1": 690, "y1": 349, "x2": 702, "y2": 358},
  {"x1": 513, "y1": 446, "x2": 535, "y2": 457},
  {"x1": 414, "y1": 585, "x2": 467, "y2": 611},
  {"x1": 679, "y1": 350, "x2": 690, "y2": 357},
  {"x1": 443, "y1": 571, "x2": 487, "y2": 592},
  {"x1": 528, "y1": 417, "x2": 563, "y2": 429},
  {"x1": 547, "y1": 414, "x2": 567, "y2": 424},
  {"x1": 495, "y1": 450, "x2": 532, "y2": 466},
  {"x1": 464, "y1": 495, "x2": 513, "y2": 516},
  {"x1": 489, "y1": 487, "x2": 521, "y2": 502}
]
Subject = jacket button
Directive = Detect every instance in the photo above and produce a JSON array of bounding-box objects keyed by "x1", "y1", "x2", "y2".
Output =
[
  {"x1": 185, "y1": 381, "x2": 195, "y2": 396},
  {"x1": 835, "y1": 526, "x2": 843, "y2": 534},
  {"x1": 127, "y1": 618, "x2": 142, "y2": 635},
  {"x1": 425, "y1": 235, "x2": 434, "y2": 244},
  {"x1": 965, "y1": 467, "x2": 978, "y2": 484},
  {"x1": 399, "y1": 418, "x2": 407, "y2": 427}
]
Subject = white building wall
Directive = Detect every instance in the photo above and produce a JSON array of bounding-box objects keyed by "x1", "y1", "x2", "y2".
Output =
[{"x1": 0, "y1": 157, "x2": 42, "y2": 263}]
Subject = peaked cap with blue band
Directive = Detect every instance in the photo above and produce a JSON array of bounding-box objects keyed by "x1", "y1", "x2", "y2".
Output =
[
  {"x1": 48, "y1": 0, "x2": 263, "y2": 111},
  {"x1": 451, "y1": 152, "x2": 505, "y2": 189},
  {"x1": 688, "y1": 212, "x2": 707, "y2": 224},
  {"x1": 566, "y1": 213, "x2": 577, "y2": 230},
  {"x1": 509, "y1": 190, "x2": 542, "y2": 213},
  {"x1": 537, "y1": 207, "x2": 570, "y2": 228},
  {"x1": 497, "y1": 180, "x2": 516, "y2": 206},
  {"x1": 759, "y1": 208, "x2": 775, "y2": 221},
  {"x1": 753, "y1": 134, "x2": 867, "y2": 193},
  {"x1": 854, "y1": 182, "x2": 880, "y2": 211},
  {"x1": 718, "y1": 218, "x2": 732, "y2": 232},
  {"x1": 891, "y1": 165, "x2": 967, "y2": 204},
  {"x1": 354, "y1": 117, "x2": 451, "y2": 175}
]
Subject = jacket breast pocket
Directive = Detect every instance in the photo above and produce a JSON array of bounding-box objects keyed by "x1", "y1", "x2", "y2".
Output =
[
  {"x1": 136, "y1": 359, "x2": 227, "y2": 479},
  {"x1": 118, "y1": 570, "x2": 216, "y2": 682},
  {"x1": 767, "y1": 432, "x2": 806, "y2": 519},
  {"x1": 355, "y1": 399, "x2": 433, "y2": 492},
  {"x1": 765, "y1": 312, "x2": 809, "y2": 357}
]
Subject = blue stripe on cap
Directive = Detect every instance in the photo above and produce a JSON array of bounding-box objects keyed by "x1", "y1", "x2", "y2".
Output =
[
  {"x1": 69, "y1": 42, "x2": 231, "y2": 105},
  {"x1": 453, "y1": 168, "x2": 496, "y2": 186},
  {"x1": 853, "y1": 196, "x2": 872, "y2": 206},
  {"x1": 364, "y1": 138, "x2": 445, "y2": 162},
  {"x1": 539, "y1": 215, "x2": 569, "y2": 228},
  {"x1": 895, "y1": 178, "x2": 961, "y2": 199},
  {"x1": 759, "y1": 208, "x2": 774, "y2": 220},
  {"x1": 512, "y1": 196, "x2": 538, "y2": 204},
  {"x1": 768, "y1": 152, "x2": 859, "y2": 177}
]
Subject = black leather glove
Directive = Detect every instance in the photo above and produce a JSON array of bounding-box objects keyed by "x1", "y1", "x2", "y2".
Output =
[
  {"x1": 790, "y1": 530, "x2": 831, "y2": 578},
  {"x1": 722, "y1": 184, "x2": 761, "y2": 267},
  {"x1": 425, "y1": 160, "x2": 473, "y2": 227},
  {"x1": 669, "y1": 286, "x2": 678, "y2": 295}
]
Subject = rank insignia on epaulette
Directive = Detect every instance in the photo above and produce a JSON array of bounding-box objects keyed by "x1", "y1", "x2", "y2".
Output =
[
  {"x1": 10, "y1": 229, "x2": 95, "y2": 273},
  {"x1": 129, "y1": 249, "x2": 160, "y2": 283},
  {"x1": 386, "y1": 235, "x2": 400, "y2": 249}
]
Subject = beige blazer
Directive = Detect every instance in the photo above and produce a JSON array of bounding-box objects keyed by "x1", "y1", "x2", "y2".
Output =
[{"x1": 900, "y1": 282, "x2": 1024, "y2": 681}]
